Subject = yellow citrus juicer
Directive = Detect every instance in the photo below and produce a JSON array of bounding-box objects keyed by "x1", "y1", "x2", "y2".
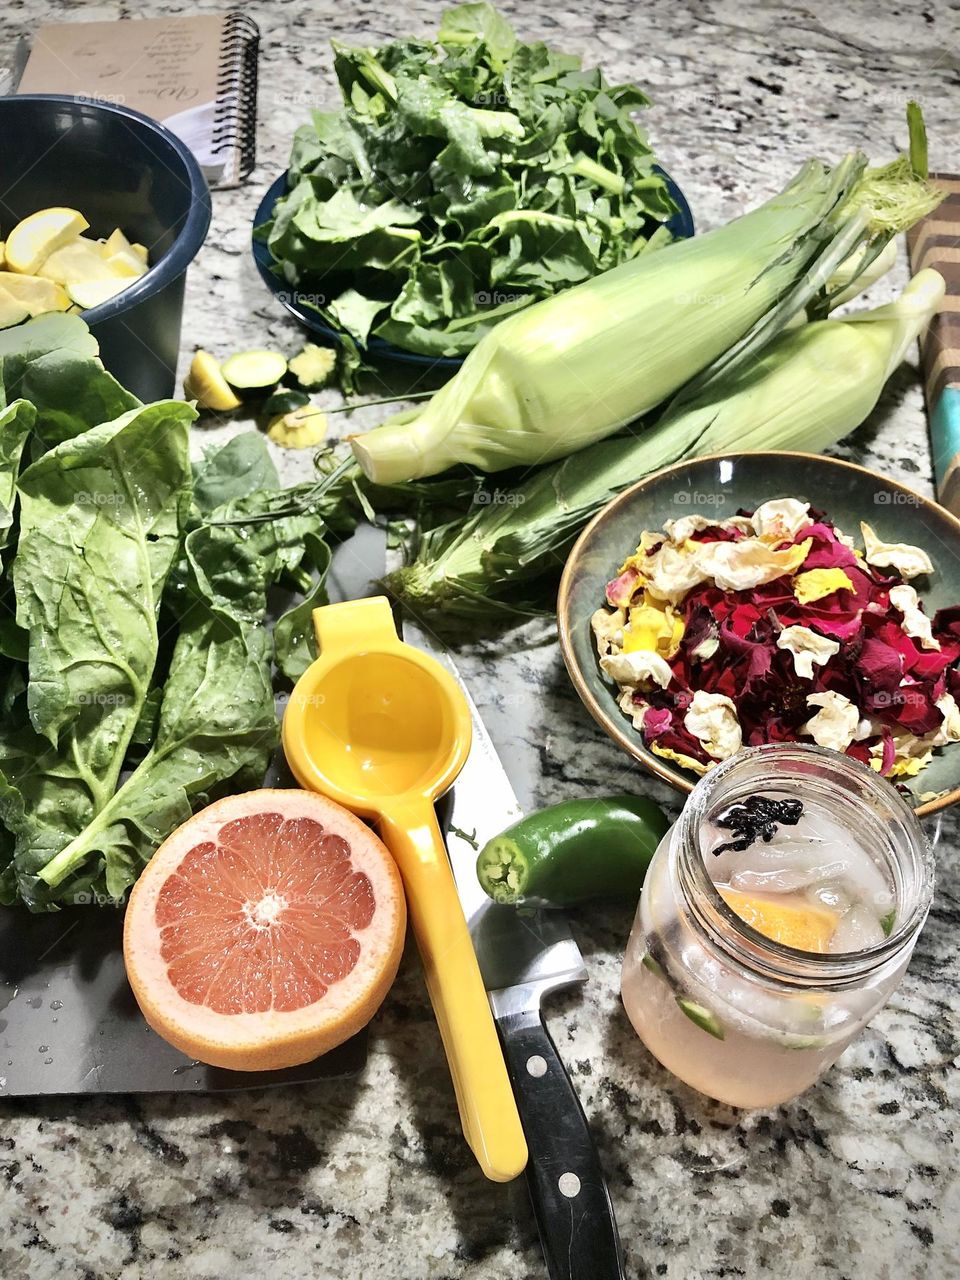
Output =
[{"x1": 282, "y1": 596, "x2": 528, "y2": 1183}]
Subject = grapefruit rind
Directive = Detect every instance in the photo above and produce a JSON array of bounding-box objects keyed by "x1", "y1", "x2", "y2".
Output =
[{"x1": 123, "y1": 790, "x2": 406, "y2": 1071}]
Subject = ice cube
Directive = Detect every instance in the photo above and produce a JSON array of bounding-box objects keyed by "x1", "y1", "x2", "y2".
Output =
[
  {"x1": 806, "y1": 881, "x2": 851, "y2": 913},
  {"x1": 730, "y1": 852, "x2": 851, "y2": 894},
  {"x1": 705, "y1": 805, "x2": 894, "y2": 914},
  {"x1": 828, "y1": 905, "x2": 886, "y2": 954}
]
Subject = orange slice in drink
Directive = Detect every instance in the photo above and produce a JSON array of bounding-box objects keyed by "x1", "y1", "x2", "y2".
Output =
[
  {"x1": 719, "y1": 888, "x2": 838, "y2": 953},
  {"x1": 123, "y1": 790, "x2": 406, "y2": 1071}
]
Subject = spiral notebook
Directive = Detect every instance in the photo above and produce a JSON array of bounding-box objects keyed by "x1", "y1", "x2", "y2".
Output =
[{"x1": 14, "y1": 11, "x2": 259, "y2": 189}]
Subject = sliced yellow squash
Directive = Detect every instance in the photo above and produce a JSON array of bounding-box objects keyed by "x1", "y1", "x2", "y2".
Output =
[
  {"x1": 4, "y1": 207, "x2": 89, "y2": 275},
  {"x1": 130, "y1": 243, "x2": 149, "y2": 264},
  {"x1": 0, "y1": 285, "x2": 29, "y2": 330},
  {"x1": 40, "y1": 239, "x2": 118, "y2": 284},
  {"x1": 66, "y1": 278, "x2": 129, "y2": 310},
  {"x1": 100, "y1": 228, "x2": 134, "y2": 258},
  {"x1": 267, "y1": 405, "x2": 328, "y2": 449},
  {"x1": 183, "y1": 350, "x2": 242, "y2": 412},
  {"x1": 104, "y1": 248, "x2": 147, "y2": 278},
  {"x1": 288, "y1": 343, "x2": 336, "y2": 389},
  {"x1": 0, "y1": 272, "x2": 70, "y2": 316},
  {"x1": 0, "y1": 242, "x2": 5, "y2": 269}
]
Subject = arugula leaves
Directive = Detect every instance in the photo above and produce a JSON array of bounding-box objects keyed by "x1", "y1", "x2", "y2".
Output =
[{"x1": 261, "y1": 2, "x2": 677, "y2": 357}]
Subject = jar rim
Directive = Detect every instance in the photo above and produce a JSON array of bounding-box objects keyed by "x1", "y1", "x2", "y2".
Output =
[{"x1": 675, "y1": 743, "x2": 935, "y2": 986}]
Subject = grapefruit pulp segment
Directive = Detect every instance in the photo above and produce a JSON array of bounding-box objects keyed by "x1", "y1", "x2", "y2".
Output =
[{"x1": 123, "y1": 790, "x2": 406, "y2": 1071}]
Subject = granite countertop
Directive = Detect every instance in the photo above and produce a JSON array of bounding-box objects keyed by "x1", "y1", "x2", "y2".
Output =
[{"x1": 2, "y1": 1, "x2": 959, "y2": 1277}]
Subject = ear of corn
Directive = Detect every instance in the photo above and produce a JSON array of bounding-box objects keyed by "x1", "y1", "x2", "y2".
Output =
[
  {"x1": 353, "y1": 138, "x2": 941, "y2": 485},
  {"x1": 386, "y1": 270, "x2": 945, "y2": 616}
]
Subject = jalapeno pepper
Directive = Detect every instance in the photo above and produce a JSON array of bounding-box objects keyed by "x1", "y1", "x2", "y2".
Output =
[{"x1": 476, "y1": 794, "x2": 669, "y2": 908}]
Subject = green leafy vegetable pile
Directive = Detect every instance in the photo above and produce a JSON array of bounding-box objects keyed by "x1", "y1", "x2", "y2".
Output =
[
  {"x1": 258, "y1": 1, "x2": 678, "y2": 358},
  {"x1": 0, "y1": 315, "x2": 348, "y2": 911}
]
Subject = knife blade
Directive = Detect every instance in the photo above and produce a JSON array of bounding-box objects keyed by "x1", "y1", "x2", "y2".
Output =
[{"x1": 402, "y1": 619, "x2": 625, "y2": 1280}]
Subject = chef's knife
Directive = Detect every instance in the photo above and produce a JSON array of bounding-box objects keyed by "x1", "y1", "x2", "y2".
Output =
[{"x1": 402, "y1": 620, "x2": 625, "y2": 1280}]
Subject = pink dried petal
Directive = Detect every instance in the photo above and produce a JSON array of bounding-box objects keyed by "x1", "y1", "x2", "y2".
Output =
[
  {"x1": 643, "y1": 706, "x2": 672, "y2": 737},
  {"x1": 606, "y1": 566, "x2": 641, "y2": 608}
]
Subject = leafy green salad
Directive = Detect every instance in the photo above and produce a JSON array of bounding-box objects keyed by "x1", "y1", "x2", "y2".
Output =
[
  {"x1": 0, "y1": 315, "x2": 350, "y2": 911},
  {"x1": 258, "y1": 2, "x2": 679, "y2": 357}
]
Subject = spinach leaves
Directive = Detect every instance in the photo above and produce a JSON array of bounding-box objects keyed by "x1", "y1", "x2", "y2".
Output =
[
  {"x1": 0, "y1": 317, "x2": 343, "y2": 910},
  {"x1": 259, "y1": 2, "x2": 677, "y2": 357}
]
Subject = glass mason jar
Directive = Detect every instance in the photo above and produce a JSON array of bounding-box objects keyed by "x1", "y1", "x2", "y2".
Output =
[{"x1": 621, "y1": 744, "x2": 934, "y2": 1108}]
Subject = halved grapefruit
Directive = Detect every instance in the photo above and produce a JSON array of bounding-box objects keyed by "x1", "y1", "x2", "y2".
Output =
[{"x1": 123, "y1": 789, "x2": 406, "y2": 1071}]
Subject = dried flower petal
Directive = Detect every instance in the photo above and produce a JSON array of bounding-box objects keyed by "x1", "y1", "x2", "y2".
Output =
[
  {"x1": 861, "y1": 522, "x2": 934, "y2": 579},
  {"x1": 889, "y1": 584, "x2": 940, "y2": 652},
  {"x1": 606, "y1": 566, "x2": 642, "y2": 608},
  {"x1": 600, "y1": 650, "x2": 673, "y2": 690},
  {"x1": 683, "y1": 690, "x2": 742, "y2": 760},
  {"x1": 802, "y1": 691, "x2": 861, "y2": 752},
  {"x1": 793, "y1": 567, "x2": 855, "y2": 604},
  {"x1": 776, "y1": 625, "x2": 841, "y2": 678},
  {"x1": 751, "y1": 498, "x2": 812, "y2": 542}
]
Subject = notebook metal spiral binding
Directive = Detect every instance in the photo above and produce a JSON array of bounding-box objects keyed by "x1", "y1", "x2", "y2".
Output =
[{"x1": 211, "y1": 10, "x2": 260, "y2": 183}]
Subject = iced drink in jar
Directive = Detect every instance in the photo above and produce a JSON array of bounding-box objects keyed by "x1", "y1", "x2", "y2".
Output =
[{"x1": 621, "y1": 744, "x2": 934, "y2": 1108}]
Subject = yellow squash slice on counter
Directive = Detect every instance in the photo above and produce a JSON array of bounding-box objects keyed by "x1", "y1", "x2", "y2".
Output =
[
  {"x1": 267, "y1": 405, "x2": 329, "y2": 449},
  {"x1": 183, "y1": 350, "x2": 243, "y2": 412},
  {"x1": 4, "y1": 207, "x2": 89, "y2": 275}
]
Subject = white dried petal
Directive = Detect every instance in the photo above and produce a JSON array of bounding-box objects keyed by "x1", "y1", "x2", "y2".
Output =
[
  {"x1": 600, "y1": 650, "x2": 674, "y2": 690},
  {"x1": 934, "y1": 692, "x2": 960, "y2": 745},
  {"x1": 889, "y1": 584, "x2": 940, "y2": 651},
  {"x1": 751, "y1": 498, "x2": 812, "y2": 541},
  {"x1": 860, "y1": 522, "x2": 934, "y2": 580},
  {"x1": 776, "y1": 625, "x2": 841, "y2": 679},
  {"x1": 683, "y1": 690, "x2": 742, "y2": 760},
  {"x1": 591, "y1": 607, "x2": 624, "y2": 657},
  {"x1": 802, "y1": 691, "x2": 861, "y2": 753}
]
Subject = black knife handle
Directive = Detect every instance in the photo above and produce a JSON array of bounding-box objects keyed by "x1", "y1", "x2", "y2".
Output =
[{"x1": 497, "y1": 1006, "x2": 626, "y2": 1280}]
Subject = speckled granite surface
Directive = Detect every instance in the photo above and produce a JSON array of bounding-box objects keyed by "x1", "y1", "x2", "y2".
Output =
[{"x1": 1, "y1": 1, "x2": 959, "y2": 1277}]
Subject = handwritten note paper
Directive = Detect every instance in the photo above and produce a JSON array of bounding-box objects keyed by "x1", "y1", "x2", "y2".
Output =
[{"x1": 18, "y1": 14, "x2": 226, "y2": 122}]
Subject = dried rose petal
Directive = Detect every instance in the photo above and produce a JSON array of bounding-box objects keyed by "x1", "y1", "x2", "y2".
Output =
[{"x1": 606, "y1": 566, "x2": 641, "y2": 608}]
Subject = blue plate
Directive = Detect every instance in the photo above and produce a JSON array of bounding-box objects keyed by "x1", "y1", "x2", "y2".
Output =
[{"x1": 251, "y1": 168, "x2": 695, "y2": 369}]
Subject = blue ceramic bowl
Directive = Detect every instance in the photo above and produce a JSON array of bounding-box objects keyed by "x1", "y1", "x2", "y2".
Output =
[
  {"x1": 0, "y1": 95, "x2": 211, "y2": 401},
  {"x1": 251, "y1": 167, "x2": 695, "y2": 369}
]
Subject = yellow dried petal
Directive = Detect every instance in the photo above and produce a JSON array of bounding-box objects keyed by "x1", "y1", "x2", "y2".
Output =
[
  {"x1": 793, "y1": 567, "x2": 855, "y2": 604},
  {"x1": 886, "y1": 753, "x2": 931, "y2": 778},
  {"x1": 623, "y1": 600, "x2": 685, "y2": 658},
  {"x1": 650, "y1": 742, "x2": 708, "y2": 774}
]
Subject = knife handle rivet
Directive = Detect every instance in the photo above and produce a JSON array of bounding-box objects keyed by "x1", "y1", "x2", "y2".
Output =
[
  {"x1": 526, "y1": 1054, "x2": 548, "y2": 1078},
  {"x1": 558, "y1": 1172, "x2": 581, "y2": 1199}
]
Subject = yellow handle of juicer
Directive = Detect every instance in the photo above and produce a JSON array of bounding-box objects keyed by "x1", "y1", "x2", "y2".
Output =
[{"x1": 380, "y1": 800, "x2": 528, "y2": 1183}]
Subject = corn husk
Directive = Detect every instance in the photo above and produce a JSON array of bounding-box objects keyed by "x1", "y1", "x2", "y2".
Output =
[
  {"x1": 388, "y1": 269, "x2": 945, "y2": 616},
  {"x1": 355, "y1": 146, "x2": 941, "y2": 484}
]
